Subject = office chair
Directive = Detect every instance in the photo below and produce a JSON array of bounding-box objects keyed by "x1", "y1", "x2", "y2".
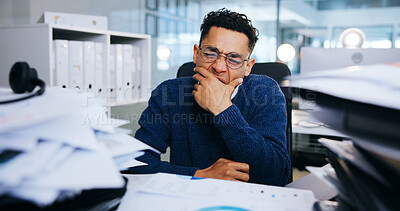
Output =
[{"x1": 177, "y1": 62, "x2": 293, "y2": 183}]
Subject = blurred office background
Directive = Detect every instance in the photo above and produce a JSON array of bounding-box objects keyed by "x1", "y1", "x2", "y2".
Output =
[
  {"x1": 1, "y1": 0, "x2": 399, "y2": 173},
  {"x1": 2, "y1": 0, "x2": 399, "y2": 88}
]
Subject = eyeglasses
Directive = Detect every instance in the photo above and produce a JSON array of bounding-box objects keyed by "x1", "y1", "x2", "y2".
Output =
[{"x1": 199, "y1": 45, "x2": 248, "y2": 69}]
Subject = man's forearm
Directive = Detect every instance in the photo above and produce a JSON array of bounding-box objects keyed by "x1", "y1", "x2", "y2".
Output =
[
  {"x1": 212, "y1": 105, "x2": 290, "y2": 185},
  {"x1": 123, "y1": 151, "x2": 199, "y2": 176}
]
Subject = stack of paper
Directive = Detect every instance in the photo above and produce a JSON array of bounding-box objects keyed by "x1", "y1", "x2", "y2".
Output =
[
  {"x1": 93, "y1": 126, "x2": 159, "y2": 171},
  {"x1": 288, "y1": 62, "x2": 400, "y2": 210},
  {"x1": 0, "y1": 87, "x2": 157, "y2": 207},
  {"x1": 78, "y1": 92, "x2": 159, "y2": 171},
  {"x1": 318, "y1": 138, "x2": 400, "y2": 210},
  {"x1": 290, "y1": 63, "x2": 400, "y2": 111}
]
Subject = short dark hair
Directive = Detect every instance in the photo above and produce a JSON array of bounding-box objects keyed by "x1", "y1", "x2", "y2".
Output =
[{"x1": 199, "y1": 8, "x2": 259, "y2": 56}]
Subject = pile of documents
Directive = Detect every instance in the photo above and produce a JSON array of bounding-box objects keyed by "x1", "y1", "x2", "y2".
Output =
[
  {"x1": 0, "y1": 87, "x2": 157, "y2": 207},
  {"x1": 288, "y1": 63, "x2": 400, "y2": 210}
]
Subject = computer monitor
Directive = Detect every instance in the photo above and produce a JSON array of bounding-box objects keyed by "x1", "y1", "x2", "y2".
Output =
[
  {"x1": 300, "y1": 47, "x2": 400, "y2": 74},
  {"x1": 298, "y1": 47, "x2": 400, "y2": 110}
]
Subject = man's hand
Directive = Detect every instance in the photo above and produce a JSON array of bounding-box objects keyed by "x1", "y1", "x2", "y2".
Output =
[
  {"x1": 194, "y1": 158, "x2": 250, "y2": 182},
  {"x1": 192, "y1": 67, "x2": 243, "y2": 116}
]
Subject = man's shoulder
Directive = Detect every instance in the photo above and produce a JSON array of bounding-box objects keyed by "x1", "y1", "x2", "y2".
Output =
[
  {"x1": 157, "y1": 77, "x2": 196, "y2": 88},
  {"x1": 150, "y1": 77, "x2": 196, "y2": 102},
  {"x1": 244, "y1": 74, "x2": 280, "y2": 88}
]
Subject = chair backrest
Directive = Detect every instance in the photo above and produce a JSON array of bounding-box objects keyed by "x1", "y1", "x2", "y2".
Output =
[
  {"x1": 177, "y1": 61, "x2": 293, "y2": 183},
  {"x1": 176, "y1": 62, "x2": 196, "y2": 78}
]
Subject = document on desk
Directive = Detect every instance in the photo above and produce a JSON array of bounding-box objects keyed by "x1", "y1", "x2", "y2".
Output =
[
  {"x1": 119, "y1": 173, "x2": 316, "y2": 211},
  {"x1": 0, "y1": 141, "x2": 63, "y2": 186},
  {"x1": 286, "y1": 164, "x2": 338, "y2": 201},
  {"x1": 99, "y1": 133, "x2": 160, "y2": 157},
  {"x1": 6, "y1": 114, "x2": 99, "y2": 151},
  {"x1": 319, "y1": 138, "x2": 391, "y2": 187},
  {"x1": 0, "y1": 87, "x2": 81, "y2": 133},
  {"x1": 0, "y1": 87, "x2": 138, "y2": 206},
  {"x1": 6, "y1": 143, "x2": 125, "y2": 206},
  {"x1": 0, "y1": 132, "x2": 37, "y2": 152}
]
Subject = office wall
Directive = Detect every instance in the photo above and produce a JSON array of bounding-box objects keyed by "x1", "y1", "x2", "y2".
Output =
[
  {"x1": 0, "y1": 0, "x2": 31, "y2": 25},
  {"x1": 0, "y1": 0, "x2": 144, "y2": 33},
  {"x1": 0, "y1": 0, "x2": 201, "y2": 138},
  {"x1": 148, "y1": 0, "x2": 201, "y2": 89},
  {"x1": 200, "y1": 2, "x2": 280, "y2": 62},
  {"x1": 321, "y1": 6, "x2": 400, "y2": 26},
  {"x1": 110, "y1": 102, "x2": 148, "y2": 136}
]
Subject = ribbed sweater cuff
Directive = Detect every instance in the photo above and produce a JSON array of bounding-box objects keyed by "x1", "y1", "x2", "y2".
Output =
[
  {"x1": 212, "y1": 105, "x2": 245, "y2": 136},
  {"x1": 166, "y1": 166, "x2": 199, "y2": 177}
]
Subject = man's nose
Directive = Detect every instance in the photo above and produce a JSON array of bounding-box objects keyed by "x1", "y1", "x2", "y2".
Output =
[{"x1": 212, "y1": 55, "x2": 228, "y2": 73}]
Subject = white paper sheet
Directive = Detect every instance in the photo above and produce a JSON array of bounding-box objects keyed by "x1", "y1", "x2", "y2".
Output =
[
  {"x1": 119, "y1": 191, "x2": 287, "y2": 211},
  {"x1": 114, "y1": 151, "x2": 146, "y2": 170},
  {"x1": 289, "y1": 63, "x2": 400, "y2": 110},
  {"x1": 319, "y1": 138, "x2": 391, "y2": 186},
  {"x1": 9, "y1": 185, "x2": 61, "y2": 207},
  {"x1": 0, "y1": 141, "x2": 63, "y2": 186},
  {"x1": 305, "y1": 164, "x2": 337, "y2": 191},
  {"x1": 0, "y1": 87, "x2": 128, "y2": 207},
  {"x1": 0, "y1": 132, "x2": 38, "y2": 152},
  {"x1": 90, "y1": 118, "x2": 130, "y2": 133},
  {"x1": 7, "y1": 114, "x2": 99, "y2": 151},
  {"x1": 0, "y1": 87, "x2": 81, "y2": 133},
  {"x1": 19, "y1": 143, "x2": 124, "y2": 190},
  {"x1": 0, "y1": 89, "x2": 32, "y2": 101},
  {"x1": 131, "y1": 173, "x2": 316, "y2": 211},
  {"x1": 42, "y1": 144, "x2": 75, "y2": 173},
  {"x1": 4, "y1": 143, "x2": 124, "y2": 205},
  {"x1": 351, "y1": 136, "x2": 400, "y2": 161},
  {"x1": 98, "y1": 133, "x2": 160, "y2": 156},
  {"x1": 286, "y1": 164, "x2": 338, "y2": 200}
]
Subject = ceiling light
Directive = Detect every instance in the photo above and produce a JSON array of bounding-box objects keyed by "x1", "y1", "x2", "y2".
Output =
[
  {"x1": 157, "y1": 46, "x2": 171, "y2": 61},
  {"x1": 277, "y1": 43, "x2": 296, "y2": 62},
  {"x1": 339, "y1": 28, "x2": 366, "y2": 48}
]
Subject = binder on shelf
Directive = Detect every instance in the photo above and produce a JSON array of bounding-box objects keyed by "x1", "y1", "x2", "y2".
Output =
[
  {"x1": 122, "y1": 45, "x2": 133, "y2": 102},
  {"x1": 132, "y1": 46, "x2": 141, "y2": 100},
  {"x1": 108, "y1": 45, "x2": 117, "y2": 103},
  {"x1": 115, "y1": 44, "x2": 124, "y2": 103},
  {"x1": 94, "y1": 42, "x2": 104, "y2": 98},
  {"x1": 0, "y1": 24, "x2": 150, "y2": 104},
  {"x1": 83, "y1": 41, "x2": 95, "y2": 93},
  {"x1": 53, "y1": 40, "x2": 69, "y2": 88},
  {"x1": 68, "y1": 41, "x2": 83, "y2": 90}
]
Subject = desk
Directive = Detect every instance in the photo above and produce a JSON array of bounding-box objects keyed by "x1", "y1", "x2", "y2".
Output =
[
  {"x1": 117, "y1": 173, "x2": 317, "y2": 211},
  {"x1": 291, "y1": 109, "x2": 349, "y2": 169},
  {"x1": 292, "y1": 109, "x2": 348, "y2": 138}
]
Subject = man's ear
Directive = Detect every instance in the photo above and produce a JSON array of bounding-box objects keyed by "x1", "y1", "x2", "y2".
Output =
[
  {"x1": 244, "y1": 58, "x2": 255, "y2": 77},
  {"x1": 193, "y1": 44, "x2": 200, "y2": 64}
]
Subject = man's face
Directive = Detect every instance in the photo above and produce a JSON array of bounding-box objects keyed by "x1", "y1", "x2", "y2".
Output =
[{"x1": 193, "y1": 26, "x2": 255, "y2": 84}]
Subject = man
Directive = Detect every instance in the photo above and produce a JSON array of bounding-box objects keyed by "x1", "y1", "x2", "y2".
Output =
[{"x1": 127, "y1": 8, "x2": 290, "y2": 186}]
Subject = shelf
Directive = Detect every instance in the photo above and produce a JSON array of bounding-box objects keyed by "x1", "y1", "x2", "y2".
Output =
[
  {"x1": 104, "y1": 98, "x2": 149, "y2": 107},
  {"x1": 0, "y1": 23, "x2": 151, "y2": 106}
]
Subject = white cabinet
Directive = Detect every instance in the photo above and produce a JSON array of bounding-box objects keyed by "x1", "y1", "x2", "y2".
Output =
[{"x1": 0, "y1": 24, "x2": 151, "y2": 106}]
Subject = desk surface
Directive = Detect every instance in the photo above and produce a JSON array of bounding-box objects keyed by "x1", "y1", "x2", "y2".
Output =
[
  {"x1": 117, "y1": 173, "x2": 317, "y2": 211},
  {"x1": 292, "y1": 109, "x2": 348, "y2": 138}
]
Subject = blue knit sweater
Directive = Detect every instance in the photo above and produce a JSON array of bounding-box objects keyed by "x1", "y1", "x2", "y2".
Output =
[{"x1": 128, "y1": 74, "x2": 290, "y2": 186}]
